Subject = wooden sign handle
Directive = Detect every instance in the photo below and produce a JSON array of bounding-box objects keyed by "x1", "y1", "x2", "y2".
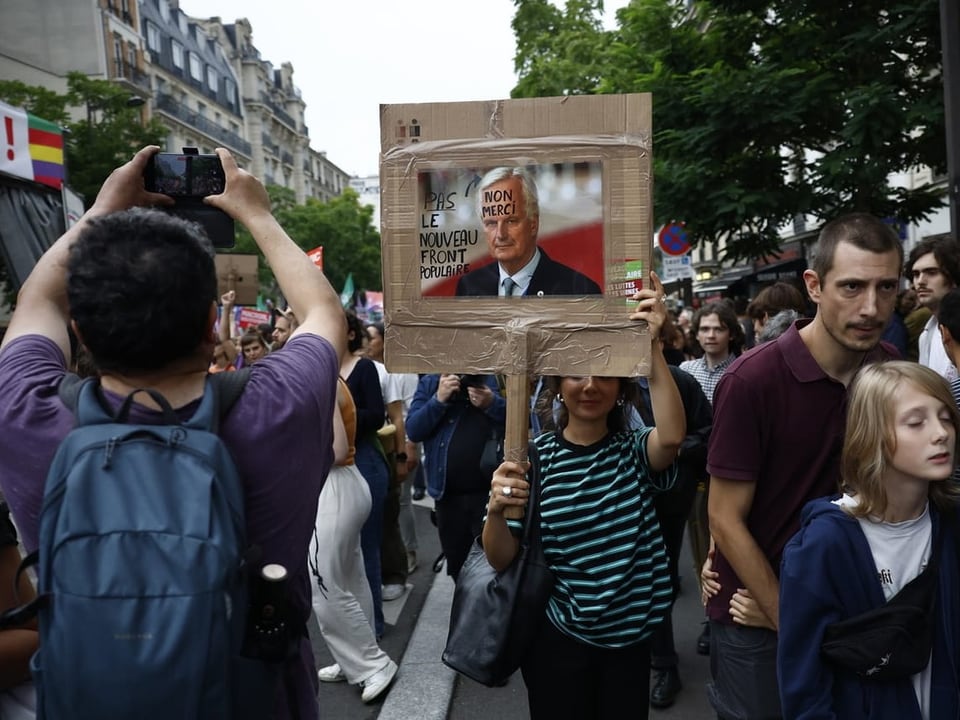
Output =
[{"x1": 503, "y1": 373, "x2": 530, "y2": 520}]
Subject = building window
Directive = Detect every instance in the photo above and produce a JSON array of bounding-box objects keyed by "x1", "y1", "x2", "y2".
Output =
[
  {"x1": 178, "y1": 14, "x2": 188, "y2": 35},
  {"x1": 206, "y1": 66, "x2": 218, "y2": 92},
  {"x1": 127, "y1": 43, "x2": 137, "y2": 69},
  {"x1": 146, "y1": 22, "x2": 160, "y2": 52},
  {"x1": 159, "y1": 0, "x2": 169, "y2": 22},
  {"x1": 171, "y1": 41, "x2": 183, "y2": 69},
  {"x1": 224, "y1": 78, "x2": 236, "y2": 107},
  {"x1": 188, "y1": 52, "x2": 202, "y2": 82}
]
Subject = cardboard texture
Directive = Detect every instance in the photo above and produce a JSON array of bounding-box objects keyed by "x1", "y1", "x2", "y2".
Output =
[
  {"x1": 379, "y1": 94, "x2": 653, "y2": 378},
  {"x1": 215, "y1": 254, "x2": 259, "y2": 307}
]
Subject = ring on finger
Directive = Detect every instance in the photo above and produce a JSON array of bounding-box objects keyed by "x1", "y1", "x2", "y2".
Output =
[{"x1": 501, "y1": 485, "x2": 512, "y2": 497}]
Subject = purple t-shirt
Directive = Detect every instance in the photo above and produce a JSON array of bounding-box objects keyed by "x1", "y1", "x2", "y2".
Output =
[
  {"x1": 705, "y1": 320, "x2": 896, "y2": 624},
  {"x1": 0, "y1": 333, "x2": 338, "y2": 720}
]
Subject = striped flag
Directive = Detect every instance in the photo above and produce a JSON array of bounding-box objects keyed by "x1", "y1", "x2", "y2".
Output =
[
  {"x1": 0, "y1": 100, "x2": 64, "y2": 190},
  {"x1": 28, "y1": 113, "x2": 64, "y2": 189}
]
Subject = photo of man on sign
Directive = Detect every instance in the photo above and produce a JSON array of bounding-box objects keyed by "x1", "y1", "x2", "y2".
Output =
[{"x1": 418, "y1": 163, "x2": 604, "y2": 297}]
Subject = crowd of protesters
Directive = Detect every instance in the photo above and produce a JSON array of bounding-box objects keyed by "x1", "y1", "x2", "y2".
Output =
[{"x1": 0, "y1": 146, "x2": 958, "y2": 720}]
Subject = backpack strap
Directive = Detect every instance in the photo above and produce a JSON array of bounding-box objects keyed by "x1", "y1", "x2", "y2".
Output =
[
  {"x1": 57, "y1": 369, "x2": 252, "y2": 432},
  {"x1": 209, "y1": 367, "x2": 253, "y2": 417},
  {"x1": 57, "y1": 373, "x2": 85, "y2": 414}
]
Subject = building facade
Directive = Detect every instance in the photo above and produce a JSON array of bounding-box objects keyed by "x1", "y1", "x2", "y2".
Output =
[{"x1": 0, "y1": 0, "x2": 350, "y2": 205}]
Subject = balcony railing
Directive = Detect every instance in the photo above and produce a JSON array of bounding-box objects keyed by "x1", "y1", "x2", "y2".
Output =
[
  {"x1": 261, "y1": 132, "x2": 280, "y2": 156},
  {"x1": 111, "y1": 62, "x2": 151, "y2": 94},
  {"x1": 260, "y1": 93, "x2": 296, "y2": 130},
  {"x1": 155, "y1": 93, "x2": 252, "y2": 156}
]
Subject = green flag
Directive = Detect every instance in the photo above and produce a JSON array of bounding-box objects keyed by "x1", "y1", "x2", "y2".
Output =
[{"x1": 340, "y1": 273, "x2": 355, "y2": 308}]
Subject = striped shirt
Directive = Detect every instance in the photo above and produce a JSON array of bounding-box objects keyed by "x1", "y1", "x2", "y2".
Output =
[{"x1": 511, "y1": 428, "x2": 677, "y2": 648}]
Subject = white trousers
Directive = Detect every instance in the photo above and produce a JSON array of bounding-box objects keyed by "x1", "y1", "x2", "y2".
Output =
[{"x1": 309, "y1": 464, "x2": 390, "y2": 684}]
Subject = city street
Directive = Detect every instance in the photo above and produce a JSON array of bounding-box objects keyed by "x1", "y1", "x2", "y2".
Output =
[{"x1": 311, "y1": 495, "x2": 715, "y2": 720}]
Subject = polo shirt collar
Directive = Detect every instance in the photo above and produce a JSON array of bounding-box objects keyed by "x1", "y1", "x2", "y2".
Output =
[{"x1": 780, "y1": 318, "x2": 890, "y2": 383}]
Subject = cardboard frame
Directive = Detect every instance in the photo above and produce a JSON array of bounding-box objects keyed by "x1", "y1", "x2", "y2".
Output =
[{"x1": 380, "y1": 94, "x2": 653, "y2": 377}]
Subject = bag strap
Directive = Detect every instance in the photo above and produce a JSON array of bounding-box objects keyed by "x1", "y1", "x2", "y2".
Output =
[
  {"x1": 207, "y1": 367, "x2": 252, "y2": 433},
  {"x1": 520, "y1": 441, "x2": 543, "y2": 547},
  {"x1": 209, "y1": 367, "x2": 253, "y2": 417},
  {"x1": 57, "y1": 369, "x2": 251, "y2": 432},
  {"x1": 0, "y1": 551, "x2": 46, "y2": 631}
]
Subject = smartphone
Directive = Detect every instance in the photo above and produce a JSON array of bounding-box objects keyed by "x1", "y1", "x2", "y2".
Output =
[
  {"x1": 144, "y1": 152, "x2": 225, "y2": 197},
  {"x1": 143, "y1": 150, "x2": 234, "y2": 248}
]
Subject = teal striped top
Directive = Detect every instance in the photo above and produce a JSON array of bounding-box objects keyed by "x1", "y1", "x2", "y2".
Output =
[{"x1": 511, "y1": 428, "x2": 676, "y2": 648}]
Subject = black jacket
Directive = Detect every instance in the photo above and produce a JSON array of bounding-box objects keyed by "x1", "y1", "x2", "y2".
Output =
[{"x1": 454, "y1": 248, "x2": 602, "y2": 297}]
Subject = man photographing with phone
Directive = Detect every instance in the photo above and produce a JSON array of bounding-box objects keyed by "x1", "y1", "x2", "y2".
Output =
[{"x1": 0, "y1": 146, "x2": 346, "y2": 719}]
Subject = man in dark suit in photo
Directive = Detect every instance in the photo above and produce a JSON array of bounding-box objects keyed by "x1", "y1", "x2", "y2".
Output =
[{"x1": 454, "y1": 167, "x2": 602, "y2": 297}]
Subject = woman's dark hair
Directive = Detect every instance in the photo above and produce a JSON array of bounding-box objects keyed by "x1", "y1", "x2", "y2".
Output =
[
  {"x1": 67, "y1": 208, "x2": 217, "y2": 374},
  {"x1": 345, "y1": 309, "x2": 366, "y2": 352},
  {"x1": 543, "y1": 376, "x2": 640, "y2": 434},
  {"x1": 747, "y1": 282, "x2": 807, "y2": 322}
]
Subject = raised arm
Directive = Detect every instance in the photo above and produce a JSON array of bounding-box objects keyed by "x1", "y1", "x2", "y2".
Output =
[
  {"x1": 217, "y1": 290, "x2": 238, "y2": 364},
  {"x1": 205, "y1": 149, "x2": 346, "y2": 360},
  {"x1": 1, "y1": 146, "x2": 173, "y2": 357},
  {"x1": 630, "y1": 271, "x2": 685, "y2": 469}
]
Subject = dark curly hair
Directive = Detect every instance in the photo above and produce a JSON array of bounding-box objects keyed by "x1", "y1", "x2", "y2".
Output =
[
  {"x1": 344, "y1": 309, "x2": 366, "y2": 352},
  {"x1": 67, "y1": 208, "x2": 217, "y2": 374},
  {"x1": 906, "y1": 235, "x2": 960, "y2": 288}
]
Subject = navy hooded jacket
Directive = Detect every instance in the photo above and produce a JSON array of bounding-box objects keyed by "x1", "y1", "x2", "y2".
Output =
[{"x1": 778, "y1": 496, "x2": 960, "y2": 720}]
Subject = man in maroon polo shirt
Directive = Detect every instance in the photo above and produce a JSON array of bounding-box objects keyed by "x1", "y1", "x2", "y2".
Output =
[{"x1": 704, "y1": 213, "x2": 902, "y2": 719}]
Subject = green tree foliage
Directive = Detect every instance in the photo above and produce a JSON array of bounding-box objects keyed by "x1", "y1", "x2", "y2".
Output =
[
  {"x1": 62, "y1": 73, "x2": 168, "y2": 206},
  {"x1": 0, "y1": 72, "x2": 167, "y2": 206},
  {"x1": 511, "y1": 0, "x2": 945, "y2": 262},
  {"x1": 229, "y1": 186, "x2": 381, "y2": 304}
]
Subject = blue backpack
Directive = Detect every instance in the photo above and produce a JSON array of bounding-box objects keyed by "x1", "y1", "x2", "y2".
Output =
[{"x1": 20, "y1": 373, "x2": 285, "y2": 720}]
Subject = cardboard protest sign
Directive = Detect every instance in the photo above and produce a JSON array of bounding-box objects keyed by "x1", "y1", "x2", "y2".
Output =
[
  {"x1": 214, "y1": 254, "x2": 258, "y2": 307},
  {"x1": 379, "y1": 94, "x2": 653, "y2": 379}
]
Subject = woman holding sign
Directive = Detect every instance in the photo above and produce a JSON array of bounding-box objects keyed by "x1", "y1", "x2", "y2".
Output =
[{"x1": 482, "y1": 271, "x2": 685, "y2": 720}]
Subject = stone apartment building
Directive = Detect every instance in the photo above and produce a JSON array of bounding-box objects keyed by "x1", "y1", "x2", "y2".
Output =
[{"x1": 0, "y1": 0, "x2": 349, "y2": 204}]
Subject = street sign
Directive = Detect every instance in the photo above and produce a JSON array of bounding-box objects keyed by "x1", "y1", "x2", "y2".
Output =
[
  {"x1": 661, "y1": 253, "x2": 695, "y2": 282},
  {"x1": 658, "y1": 222, "x2": 690, "y2": 256}
]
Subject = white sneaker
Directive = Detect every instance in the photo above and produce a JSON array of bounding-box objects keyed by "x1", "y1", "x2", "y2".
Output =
[
  {"x1": 317, "y1": 663, "x2": 345, "y2": 683},
  {"x1": 360, "y1": 659, "x2": 398, "y2": 703},
  {"x1": 382, "y1": 583, "x2": 405, "y2": 601}
]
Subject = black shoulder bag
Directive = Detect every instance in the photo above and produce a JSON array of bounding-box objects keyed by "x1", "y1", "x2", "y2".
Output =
[{"x1": 442, "y1": 443, "x2": 554, "y2": 686}]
